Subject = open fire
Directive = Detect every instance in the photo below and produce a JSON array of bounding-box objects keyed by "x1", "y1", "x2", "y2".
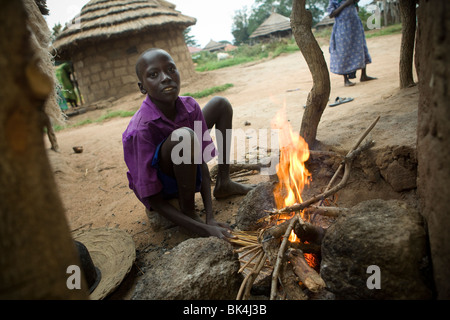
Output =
[
  {"x1": 271, "y1": 109, "x2": 316, "y2": 266},
  {"x1": 233, "y1": 113, "x2": 380, "y2": 300}
]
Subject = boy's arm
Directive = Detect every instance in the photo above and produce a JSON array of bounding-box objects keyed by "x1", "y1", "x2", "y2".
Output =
[
  {"x1": 148, "y1": 192, "x2": 207, "y2": 235},
  {"x1": 200, "y1": 162, "x2": 214, "y2": 224},
  {"x1": 148, "y1": 190, "x2": 234, "y2": 240},
  {"x1": 200, "y1": 162, "x2": 236, "y2": 238}
]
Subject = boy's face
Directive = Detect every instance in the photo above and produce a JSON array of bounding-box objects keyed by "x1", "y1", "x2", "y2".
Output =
[{"x1": 137, "y1": 49, "x2": 181, "y2": 106}]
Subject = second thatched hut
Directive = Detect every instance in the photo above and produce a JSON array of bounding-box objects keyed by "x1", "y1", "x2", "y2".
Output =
[
  {"x1": 249, "y1": 12, "x2": 292, "y2": 44},
  {"x1": 52, "y1": 0, "x2": 196, "y2": 104}
]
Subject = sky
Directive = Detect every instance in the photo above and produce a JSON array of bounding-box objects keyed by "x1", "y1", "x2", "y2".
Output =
[
  {"x1": 44, "y1": 0, "x2": 256, "y2": 48},
  {"x1": 44, "y1": 0, "x2": 374, "y2": 48}
]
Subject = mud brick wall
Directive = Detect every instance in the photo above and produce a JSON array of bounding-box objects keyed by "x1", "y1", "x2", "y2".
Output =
[{"x1": 72, "y1": 28, "x2": 195, "y2": 104}]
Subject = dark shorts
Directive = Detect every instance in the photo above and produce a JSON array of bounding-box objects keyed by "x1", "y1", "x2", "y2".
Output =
[{"x1": 151, "y1": 138, "x2": 202, "y2": 199}]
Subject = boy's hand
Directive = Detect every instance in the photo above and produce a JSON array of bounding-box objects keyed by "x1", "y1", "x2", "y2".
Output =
[{"x1": 206, "y1": 219, "x2": 236, "y2": 241}]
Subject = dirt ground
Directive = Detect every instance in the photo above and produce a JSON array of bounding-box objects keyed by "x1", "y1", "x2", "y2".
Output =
[{"x1": 45, "y1": 33, "x2": 419, "y2": 298}]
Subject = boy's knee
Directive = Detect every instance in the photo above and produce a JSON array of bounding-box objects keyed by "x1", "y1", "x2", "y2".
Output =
[
  {"x1": 170, "y1": 127, "x2": 201, "y2": 161},
  {"x1": 171, "y1": 127, "x2": 197, "y2": 143},
  {"x1": 211, "y1": 96, "x2": 233, "y2": 115}
]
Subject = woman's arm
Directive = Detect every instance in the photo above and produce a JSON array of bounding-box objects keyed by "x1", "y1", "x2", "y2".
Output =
[{"x1": 329, "y1": 0, "x2": 357, "y2": 18}]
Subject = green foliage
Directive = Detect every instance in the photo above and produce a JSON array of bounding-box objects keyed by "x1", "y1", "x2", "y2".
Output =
[
  {"x1": 358, "y1": 6, "x2": 373, "y2": 31},
  {"x1": 182, "y1": 83, "x2": 234, "y2": 99},
  {"x1": 306, "y1": 0, "x2": 330, "y2": 25},
  {"x1": 184, "y1": 27, "x2": 199, "y2": 47},
  {"x1": 364, "y1": 23, "x2": 402, "y2": 38},
  {"x1": 232, "y1": 8, "x2": 251, "y2": 45},
  {"x1": 270, "y1": 39, "x2": 300, "y2": 58},
  {"x1": 54, "y1": 110, "x2": 136, "y2": 131},
  {"x1": 193, "y1": 39, "x2": 301, "y2": 72},
  {"x1": 51, "y1": 22, "x2": 62, "y2": 43}
]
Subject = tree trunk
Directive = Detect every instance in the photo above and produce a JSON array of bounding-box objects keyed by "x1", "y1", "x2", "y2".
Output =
[
  {"x1": 399, "y1": 0, "x2": 417, "y2": 88},
  {"x1": 416, "y1": 0, "x2": 450, "y2": 300},
  {"x1": 0, "y1": 0, "x2": 88, "y2": 299},
  {"x1": 290, "y1": 0, "x2": 331, "y2": 149}
]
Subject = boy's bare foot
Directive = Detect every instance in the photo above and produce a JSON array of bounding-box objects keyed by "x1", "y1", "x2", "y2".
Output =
[{"x1": 213, "y1": 179, "x2": 256, "y2": 199}]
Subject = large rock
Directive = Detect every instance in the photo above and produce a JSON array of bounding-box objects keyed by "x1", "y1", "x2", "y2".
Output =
[
  {"x1": 132, "y1": 237, "x2": 242, "y2": 300},
  {"x1": 320, "y1": 199, "x2": 433, "y2": 299},
  {"x1": 235, "y1": 181, "x2": 276, "y2": 231}
]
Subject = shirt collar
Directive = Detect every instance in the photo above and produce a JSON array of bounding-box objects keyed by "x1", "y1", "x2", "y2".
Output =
[{"x1": 141, "y1": 95, "x2": 195, "y2": 122}]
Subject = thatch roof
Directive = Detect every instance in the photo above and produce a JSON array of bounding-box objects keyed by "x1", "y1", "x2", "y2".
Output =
[
  {"x1": 202, "y1": 40, "x2": 226, "y2": 52},
  {"x1": 52, "y1": 0, "x2": 196, "y2": 53},
  {"x1": 315, "y1": 15, "x2": 335, "y2": 28},
  {"x1": 249, "y1": 12, "x2": 291, "y2": 39}
]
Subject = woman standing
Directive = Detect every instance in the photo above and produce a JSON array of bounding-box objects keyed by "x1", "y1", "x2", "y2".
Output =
[{"x1": 328, "y1": 0, "x2": 376, "y2": 86}]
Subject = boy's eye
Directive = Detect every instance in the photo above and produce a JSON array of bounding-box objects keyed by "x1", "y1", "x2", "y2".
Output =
[
  {"x1": 168, "y1": 66, "x2": 177, "y2": 73},
  {"x1": 149, "y1": 71, "x2": 158, "y2": 78}
]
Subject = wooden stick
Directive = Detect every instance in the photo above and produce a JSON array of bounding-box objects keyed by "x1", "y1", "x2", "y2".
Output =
[
  {"x1": 238, "y1": 247, "x2": 263, "y2": 273},
  {"x1": 261, "y1": 228, "x2": 308, "y2": 300},
  {"x1": 287, "y1": 248, "x2": 326, "y2": 293},
  {"x1": 242, "y1": 251, "x2": 267, "y2": 300},
  {"x1": 269, "y1": 160, "x2": 353, "y2": 215},
  {"x1": 269, "y1": 214, "x2": 299, "y2": 300},
  {"x1": 233, "y1": 244, "x2": 260, "y2": 253},
  {"x1": 236, "y1": 250, "x2": 265, "y2": 300},
  {"x1": 238, "y1": 245, "x2": 262, "y2": 260},
  {"x1": 322, "y1": 116, "x2": 380, "y2": 197}
]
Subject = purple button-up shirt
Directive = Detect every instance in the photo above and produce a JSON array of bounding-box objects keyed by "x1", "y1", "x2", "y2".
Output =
[{"x1": 122, "y1": 95, "x2": 217, "y2": 209}]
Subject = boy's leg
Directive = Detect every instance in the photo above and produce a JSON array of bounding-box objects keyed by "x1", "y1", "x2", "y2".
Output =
[
  {"x1": 158, "y1": 127, "x2": 199, "y2": 215},
  {"x1": 202, "y1": 96, "x2": 255, "y2": 198}
]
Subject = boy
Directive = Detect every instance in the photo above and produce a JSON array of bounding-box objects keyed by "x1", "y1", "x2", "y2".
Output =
[{"x1": 122, "y1": 48, "x2": 254, "y2": 241}]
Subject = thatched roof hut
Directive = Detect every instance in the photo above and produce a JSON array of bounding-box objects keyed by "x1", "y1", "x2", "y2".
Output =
[
  {"x1": 249, "y1": 12, "x2": 292, "y2": 43},
  {"x1": 314, "y1": 15, "x2": 335, "y2": 30},
  {"x1": 52, "y1": 0, "x2": 196, "y2": 104},
  {"x1": 202, "y1": 40, "x2": 226, "y2": 52}
]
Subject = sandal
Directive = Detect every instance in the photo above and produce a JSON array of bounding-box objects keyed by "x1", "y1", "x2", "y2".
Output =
[{"x1": 329, "y1": 96, "x2": 354, "y2": 107}]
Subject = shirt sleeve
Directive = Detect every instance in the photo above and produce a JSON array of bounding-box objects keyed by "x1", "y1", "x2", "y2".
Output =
[
  {"x1": 327, "y1": 0, "x2": 339, "y2": 15},
  {"x1": 123, "y1": 127, "x2": 162, "y2": 201}
]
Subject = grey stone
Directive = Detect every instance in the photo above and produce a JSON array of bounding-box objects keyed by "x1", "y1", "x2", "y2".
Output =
[
  {"x1": 132, "y1": 237, "x2": 242, "y2": 300},
  {"x1": 320, "y1": 199, "x2": 433, "y2": 299},
  {"x1": 235, "y1": 182, "x2": 276, "y2": 231}
]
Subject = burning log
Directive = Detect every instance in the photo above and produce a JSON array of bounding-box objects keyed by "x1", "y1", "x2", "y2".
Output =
[
  {"x1": 261, "y1": 214, "x2": 325, "y2": 246},
  {"x1": 290, "y1": 242, "x2": 321, "y2": 254},
  {"x1": 293, "y1": 217, "x2": 325, "y2": 245},
  {"x1": 262, "y1": 225, "x2": 308, "y2": 300},
  {"x1": 287, "y1": 248, "x2": 326, "y2": 293}
]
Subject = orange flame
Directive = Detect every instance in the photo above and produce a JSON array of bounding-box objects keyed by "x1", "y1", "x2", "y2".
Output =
[{"x1": 271, "y1": 108, "x2": 311, "y2": 243}]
